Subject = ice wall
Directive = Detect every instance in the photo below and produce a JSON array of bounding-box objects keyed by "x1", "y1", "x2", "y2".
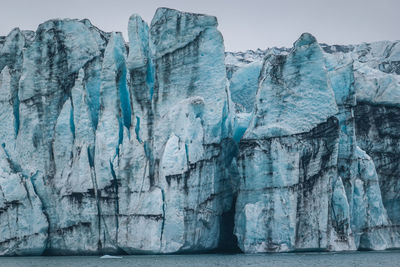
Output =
[{"x1": 0, "y1": 8, "x2": 399, "y2": 255}]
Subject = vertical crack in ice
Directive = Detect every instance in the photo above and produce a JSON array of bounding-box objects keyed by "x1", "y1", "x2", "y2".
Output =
[
  {"x1": 159, "y1": 187, "x2": 166, "y2": 245},
  {"x1": 117, "y1": 67, "x2": 131, "y2": 130},
  {"x1": 146, "y1": 57, "x2": 155, "y2": 101},
  {"x1": 1, "y1": 143, "x2": 22, "y2": 174},
  {"x1": 116, "y1": 118, "x2": 123, "y2": 157},
  {"x1": 88, "y1": 148, "x2": 117, "y2": 251},
  {"x1": 144, "y1": 141, "x2": 155, "y2": 186},
  {"x1": 220, "y1": 101, "x2": 229, "y2": 139},
  {"x1": 20, "y1": 178, "x2": 33, "y2": 208},
  {"x1": 83, "y1": 58, "x2": 101, "y2": 130},
  {"x1": 109, "y1": 160, "x2": 120, "y2": 244},
  {"x1": 69, "y1": 97, "x2": 76, "y2": 140},
  {"x1": 87, "y1": 146, "x2": 95, "y2": 169},
  {"x1": 184, "y1": 143, "x2": 189, "y2": 164},
  {"x1": 29, "y1": 171, "x2": 51, "y2": 253},
  {"x1": 12, "y1": 90, "x2": 20, "y2": 137},
  {"x1": 134, "y1": 159, "x2": 148, "y2": 207},
  {"x1": 87, "y1": 143, "x2": 113, "y2": 251},
  {"x1": 88, "y1": 149, "x2": 102, "y2": 250},
  {"x1": 114, "y1": 39, "x2": 132, "y2": 132},
  {"x1": 135, "y1": 116, "x2": 142, "y2": 143}
]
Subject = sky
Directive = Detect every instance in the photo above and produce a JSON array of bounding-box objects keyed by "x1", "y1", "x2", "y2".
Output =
[{"x1": 1, "y1": 0, "x2": 399, "y2": 51}]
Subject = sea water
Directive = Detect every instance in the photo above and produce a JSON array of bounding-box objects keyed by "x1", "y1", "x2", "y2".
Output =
[{"x1": 0, "y1": 251, "x2": 399, "y2": 267}]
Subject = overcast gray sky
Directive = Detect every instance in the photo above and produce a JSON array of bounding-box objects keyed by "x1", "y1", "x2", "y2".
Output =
[{"x1": 1, "y1": 0, "x2": 399, "y2": 51}]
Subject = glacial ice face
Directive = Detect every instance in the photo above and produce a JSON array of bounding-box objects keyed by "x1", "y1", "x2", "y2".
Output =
[
  {"x1": 351, "y1": 146, "x2": 400, "y2": 250},
  {"x1": 323, "y1": 40, "x2": 400, "y2": 247},
  {"x1": 0, "y1": 28, "x2": 50, "y2": 256},
  {"x1": 354, "y1": 103, "x2": 400, "y2": 230},
  {"x1": 244, "y1": 33, "x2": 338, "y2": 139},
  {"x1": 236, "y1": 117, "x2": 340, "y2": 252},
  {"x1": 148, "y1": 8, "x2": 235, "y2": 253},
  {"x1": 232, "y1": 34, "x2": 400, "y2": 253},
  {"x1": 325, "y1": 53, "x2": 398, "y2": 250},
  {"x1": 0, "y1": 148, "x2": 48, "y2": 255},
  {"x1": 0, "y1": 8, "x2": 236, "y2": 255},
  {"x1": 150, "y1": 8, "x2": 218, "y2": 59},
  {"x1": 228, "y1": 38, "x2": 400, "y2": 252},
  {"x1": 235, "y1": 34, "x2": 341, "y2": 252},
  {"x1": 0, "y1": 8, "x2": 399, "y2": 256},
  {"x1": 0, "y1": 45, "x2": 49, "y2": 254},
  {"x1": 229, "y1": 61, "x2": 263, "y2": 112}
]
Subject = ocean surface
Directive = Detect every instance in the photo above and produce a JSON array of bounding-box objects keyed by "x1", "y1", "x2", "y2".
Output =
[{"x1": 1, "y1": 251, "x2": 400, "y2": 267}]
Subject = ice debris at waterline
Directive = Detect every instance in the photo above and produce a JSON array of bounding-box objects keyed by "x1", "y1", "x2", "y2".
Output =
[
  {"x1": 100, "y1": 255, "x2": 123, "y2": 259},
  {"x1": 0, "y1": 7, "x2": 399, "y2": 256}
]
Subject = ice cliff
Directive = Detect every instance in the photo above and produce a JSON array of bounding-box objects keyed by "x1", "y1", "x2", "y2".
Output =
[{"x1": 0, "y1": 8, "x2": 399, "y2": 255}]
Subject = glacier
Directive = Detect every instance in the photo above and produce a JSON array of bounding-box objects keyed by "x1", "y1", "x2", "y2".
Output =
[{"x1": 0, "y1": 8, "x2": 399, "y2": 255}]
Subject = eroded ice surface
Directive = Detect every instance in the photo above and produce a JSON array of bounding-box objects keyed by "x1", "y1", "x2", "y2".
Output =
[{"x1": 0, "y1": 8, "x2": 399, "y2": 256}]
